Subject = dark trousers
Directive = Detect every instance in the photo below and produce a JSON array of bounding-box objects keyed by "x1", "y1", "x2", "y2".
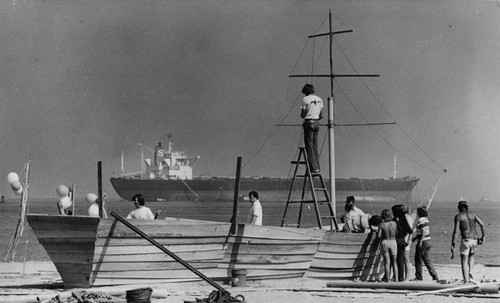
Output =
[
  {"x1": 303, "y1": 120, "x2": 320, "y2": 172},
  {"x1": 396, "y1": 239, "x2": 406, "y2": 281},
  {"x1": 414, "y1": 240, "x2": 438, "y2": 280}
]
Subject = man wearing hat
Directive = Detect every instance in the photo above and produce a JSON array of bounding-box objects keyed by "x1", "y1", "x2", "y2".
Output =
[{"x1": 451, "y1": 200, "x2": 485, "y2": 283}]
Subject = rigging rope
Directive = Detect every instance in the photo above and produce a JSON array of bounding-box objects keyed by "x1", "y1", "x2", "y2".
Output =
[
  {"x1": 332, "y1": 37, "x2": 446, "y2": 173},
  {"x1": 245, "y1": 17, "x2": 445, "y2": 185}
]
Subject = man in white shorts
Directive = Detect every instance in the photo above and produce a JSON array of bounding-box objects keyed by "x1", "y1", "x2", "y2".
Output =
[{"x1": 451, "y1": 201, "x2": 485, "y2": 283}]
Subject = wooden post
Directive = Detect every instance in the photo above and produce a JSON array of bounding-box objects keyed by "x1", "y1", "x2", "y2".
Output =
[
  {"x1": 71, "y1": 182, "x2": 75, "y2": 216},
  {"x1": 98, "y1": 161, "x2": 103, "y2": 218},
  {"x1": 230, "y1": 157, "x2": 242, "y2": 235}
]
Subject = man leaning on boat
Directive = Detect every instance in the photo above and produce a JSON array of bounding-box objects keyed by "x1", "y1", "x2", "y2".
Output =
[{"x1": 126, "y1": 193, "x2": 155, "y2": 220}]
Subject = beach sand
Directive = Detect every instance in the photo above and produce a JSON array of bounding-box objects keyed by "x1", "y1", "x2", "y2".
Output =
[{"x1": 0, "y1": 261, "x2": 499, "y2": 303}]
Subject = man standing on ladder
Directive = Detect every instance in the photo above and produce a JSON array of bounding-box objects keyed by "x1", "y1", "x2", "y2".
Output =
[{"x1": 301, "y1": 83, "x2": 323, "y2": 174}]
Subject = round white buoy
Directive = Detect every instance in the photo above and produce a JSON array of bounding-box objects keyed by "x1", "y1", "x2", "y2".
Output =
[
  {"x1": 11, "y1": 180, "x2": 22, "y2": 191},
  {"x1": 86, "y1": 193, "x2": 98, "y2": 204},
  {"x1": 88, "y1": 202, "x2": 100, "y2": 217},
  {"x1": 56, "y1": 185, "x2": 69, "y2": 198},
  {"x1": 7, "y1": 172, "x2": 19, "y2": 184},
  {"x1": 59, "y1": 196, "x2": 72, "y2": 209},
  {"x1": 14, "y1": 185, "x2": 23, "y2": 195}
]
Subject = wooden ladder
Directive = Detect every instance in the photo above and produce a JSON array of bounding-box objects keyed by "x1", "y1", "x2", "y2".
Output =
[{"x1": 280, "y1": 147, "x2": 338, "y2": 230}]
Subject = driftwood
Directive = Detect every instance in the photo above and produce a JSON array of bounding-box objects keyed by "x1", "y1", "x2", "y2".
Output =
[{"x1": 326, "y1": 280, "x2": 499, "y2": 294}]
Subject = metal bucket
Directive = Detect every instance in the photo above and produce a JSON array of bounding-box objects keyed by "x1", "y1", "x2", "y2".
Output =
[
  {"x1": 126, "y1": 287, "x2": 153, "y2": 303},
  {"x1": 231, "y1": 269, "x2": 247, "y2": 287}
]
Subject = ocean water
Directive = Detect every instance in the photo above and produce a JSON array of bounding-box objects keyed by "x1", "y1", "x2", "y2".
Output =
[{"x1": 1, "y1": 197, "x2": 499, "y2": 266}]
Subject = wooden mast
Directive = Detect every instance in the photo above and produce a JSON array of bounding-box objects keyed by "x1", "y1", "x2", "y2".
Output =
[{"x1": 290, "y1": 10, "x2": 379, "y2": 225}]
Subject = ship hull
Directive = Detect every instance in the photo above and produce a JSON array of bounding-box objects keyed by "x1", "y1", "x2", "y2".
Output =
[{"x1": 110, "y1": 176, "x2": 419, "y2": 202}]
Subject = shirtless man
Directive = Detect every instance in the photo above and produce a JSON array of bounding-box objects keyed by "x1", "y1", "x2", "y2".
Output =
[{"x1": 451, "y1": 200, "x2": 485, "y2": 283}]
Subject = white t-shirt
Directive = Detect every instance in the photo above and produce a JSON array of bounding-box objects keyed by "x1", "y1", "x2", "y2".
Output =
[
  {"x1": 248, "y1": 200, "x2": 263, "y2": 226},
  {"x1": 126, "y1": 206, "x2": 155, "y2": 220},
  {"x1": 301, "y1": 94, "x2": 323, "y2": 119}
]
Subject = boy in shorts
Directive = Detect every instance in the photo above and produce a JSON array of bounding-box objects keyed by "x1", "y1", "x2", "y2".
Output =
[{"x1": 378, "y1": 209, "x2": 398, "y2": 282}]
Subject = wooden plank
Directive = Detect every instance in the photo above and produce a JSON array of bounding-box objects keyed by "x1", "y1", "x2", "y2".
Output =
[
  {"x1": 95, "y1": 238, "x2": 228, "y2": 247},
  {"x1": 94, "y1": 242, "x2": 225, "y2": 253},
  {"x1": 42, "y1": 243, "x2": 95, "y2": 254},
  {"x1": 91, "y1": 268, "x2": 225, "y2": 279},
  {"x1": 224, "y1": 243, "x2": 319, "y2": 255},
  {"x1": 96, "y1": 220, "x2": 232, "y2": 238},
  {"x1": 100, "y1": 217, "x2": 228, "y2": 226},
  {"x1": 321, "y1": 231, "x2": 380, "y2": 244},
  {"x1": 39, "y1": 237, "x2": 97, "y2": 244},
  {"x1": 316, "y1": 243, "x2": 379, "y2": 254},
  {"x1": 221, "y1": 253, "x2": 314, "y2": 264},
  {"x1": 218, "y1": 260, "x2": 312, "y2": 270},
  {"x1": 26, "y1": 215, "x2": 100, "y2": 232},
  {"x1": 26, "y1": 230, "x2": 98, "y2": 238},
  {"x1": 225, "y1": 238, "x2": 322, "y2": 245},
  {"x1": 91, "y1": 277, "x2": 202, "y2": 286},
  {"x1": 233, "y1": 224, "x2": 325, "y2": 241},
  {"x1": 92, "y1": 261, "x2": 219, "y2": 271},
  {"x1": 41, "y1": 252, "x2": 94, "y2": 264},
  {"x1": 93, "y1": 250, "x2": 224, "y2": 262},
  {"x1": 314, "y1": 252, "x2": 381, "y2": 262}
]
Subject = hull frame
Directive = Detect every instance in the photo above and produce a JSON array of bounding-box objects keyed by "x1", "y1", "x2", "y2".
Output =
[
  {"x1": 26, "y1": 214, "x2": 325, "y2": 288},
  {"x1": 27, "y1": 214, "x2": 383, "y2": 288}
]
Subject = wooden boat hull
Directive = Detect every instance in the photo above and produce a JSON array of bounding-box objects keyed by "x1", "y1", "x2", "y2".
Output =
[
  {"x1": 26, "y1": 215, "x2": 323, "y2": 288},
  {"x1": 307, "y1": 231, "x2": 384, "y2": 281}
]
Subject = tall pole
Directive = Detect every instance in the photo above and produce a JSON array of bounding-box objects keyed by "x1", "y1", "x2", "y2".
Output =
[
  {"x1": 230, "y1": 157, "x2": 242, "y2": 235},
  {"x1": 289, "y1": 10, "x2": 379, "y2": 229},
  {"x1": 98, "y1": 161, "x2": 103, "y2": 218},
  {"x1": 140, "y1": 144, "x2": 144, "y2": 179},
  {"x1": 327, "y1": 10, "x2": 336, "y2": 217}
]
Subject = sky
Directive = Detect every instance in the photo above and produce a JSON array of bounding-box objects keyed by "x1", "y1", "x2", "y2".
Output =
[{"x1": 1, "y1": 0, "x2": 500, "y2": 202}]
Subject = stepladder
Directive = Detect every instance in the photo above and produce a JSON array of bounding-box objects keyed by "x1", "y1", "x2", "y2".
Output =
[{"x1": 280, "y1": 147, "x2": 338, "y2": 231}]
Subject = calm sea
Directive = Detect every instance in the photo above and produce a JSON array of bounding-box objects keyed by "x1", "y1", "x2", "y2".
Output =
[{"x1": 1, "y1": 197, "x2": 499, "y2": 266}]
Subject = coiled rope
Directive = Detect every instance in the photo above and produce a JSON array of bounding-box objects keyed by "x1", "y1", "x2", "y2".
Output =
[
  {"x1": 184, "y1": 290, "x2": 245, "y2": 303},
  {"x1": 42, "y1": 290, "x2": 126, "y2": 303}
]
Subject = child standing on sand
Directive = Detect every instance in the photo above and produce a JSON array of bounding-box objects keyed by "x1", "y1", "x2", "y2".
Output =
[
  {"x1": 412, "y1": 206, "x2": 439, "y2": 281},
  {"x1": 378, "y1": 209, "x2": 398, "y2": 282}
]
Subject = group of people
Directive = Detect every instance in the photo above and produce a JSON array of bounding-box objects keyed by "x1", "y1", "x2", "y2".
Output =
[
  {"x1": 341, "y1": 196, "x2": 485, "y2": 283},
  {"x1": 375, "y1": 203, "x2": 434, "y2": 282}
]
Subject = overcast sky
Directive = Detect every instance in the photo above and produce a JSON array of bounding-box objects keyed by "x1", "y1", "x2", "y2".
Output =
[{"x1": 1, "y1": 0, "x2": 500, "y2": 201}]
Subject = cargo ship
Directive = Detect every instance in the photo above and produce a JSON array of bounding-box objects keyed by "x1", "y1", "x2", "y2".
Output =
[{"x1": 110, "y1": 135, "x2": 419, "y2": 202}]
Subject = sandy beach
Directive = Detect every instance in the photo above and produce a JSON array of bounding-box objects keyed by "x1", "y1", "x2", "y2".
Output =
[{"x1": 1, "y1": 261, "x2": 499, "y2": 303}]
